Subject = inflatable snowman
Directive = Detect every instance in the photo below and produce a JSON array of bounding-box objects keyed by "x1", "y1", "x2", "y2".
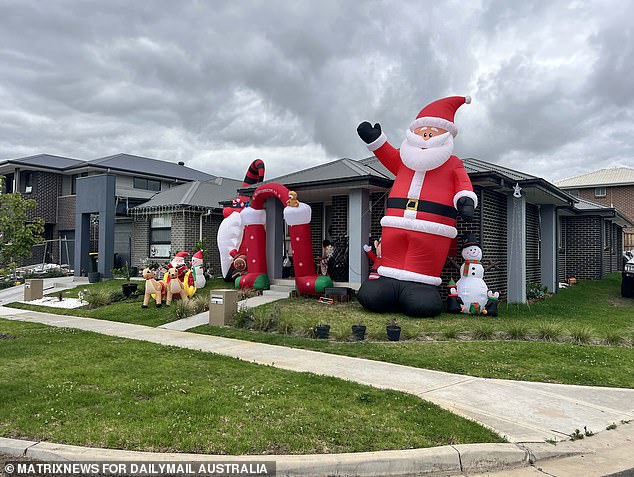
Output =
[
  {"x1": 191, "y1": 250, "x2": 206, "y2": 289},
  {"x1": 452, "y1": 233, "x2": 499, "y2": 316}
]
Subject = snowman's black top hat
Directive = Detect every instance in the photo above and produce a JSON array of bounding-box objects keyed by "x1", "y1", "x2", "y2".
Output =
[{"x1": 462, "y1": 232, "x2": 480, "y2": 249}]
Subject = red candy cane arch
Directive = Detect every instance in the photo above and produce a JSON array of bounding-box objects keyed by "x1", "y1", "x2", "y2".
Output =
[{"x1": 238, "y1": 183, "x2": 332, "y2": 295}]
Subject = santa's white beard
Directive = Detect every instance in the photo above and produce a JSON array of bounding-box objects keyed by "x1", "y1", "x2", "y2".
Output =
[{"x1": 400, "y1": 130, "x2": 454, "y2": 172}]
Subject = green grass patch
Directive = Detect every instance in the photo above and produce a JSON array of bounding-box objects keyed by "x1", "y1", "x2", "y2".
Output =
[
  {"x1": 191, "y1": 325, "x2": 634, "y2": 388},
  {"x1": 6, "y1": 278, "x2": 228, "y2": 328},
  {"x1": 0, "y1": 319, "x2": 502, "y2": 454}
]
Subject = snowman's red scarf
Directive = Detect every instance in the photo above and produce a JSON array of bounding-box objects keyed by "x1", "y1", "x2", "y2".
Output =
[{"x1": 462, "y1": 260, "x2": 480, "y2": 276}]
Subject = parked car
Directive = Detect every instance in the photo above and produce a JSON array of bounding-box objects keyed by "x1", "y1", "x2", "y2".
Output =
[{"x1": 623, "y1": 251, "x2": 633, "y2": 269}]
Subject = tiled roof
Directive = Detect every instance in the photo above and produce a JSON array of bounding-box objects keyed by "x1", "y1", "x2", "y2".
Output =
[
  {"x1": 0, "y1": 154, "x2": 83, "y2": 170},
  {"x1": 556, "y1": 167, "x2": 634, "y2": 188},
  {"x1": 132, "y1": 177, "x2": 242, "y2": 210},
  {"x1": 85, "y1": 153, "x2": 214, "y2": 181}
]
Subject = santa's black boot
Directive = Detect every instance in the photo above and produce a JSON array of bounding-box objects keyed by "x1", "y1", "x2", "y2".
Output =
[
  {"x1": 398, "y1": 282, "x2": 443, "y2": 317},
  {"x1": 357, "y1": 277, "x2": 400, "y2": 313}
]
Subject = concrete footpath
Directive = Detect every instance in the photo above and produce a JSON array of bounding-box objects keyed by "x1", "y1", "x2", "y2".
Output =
[{"x1": 1, "y1": 306, "x2": 633, "y2": 446}]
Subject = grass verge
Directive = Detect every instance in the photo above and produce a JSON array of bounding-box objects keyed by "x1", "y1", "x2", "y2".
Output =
[{"x1": 0, "y1": 319, "x2": 503, "y2": 454}]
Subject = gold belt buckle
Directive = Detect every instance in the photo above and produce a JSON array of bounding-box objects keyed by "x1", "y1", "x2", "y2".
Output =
[{"x1": 406, "y1": 198, "x2": 419, "y2": 211}]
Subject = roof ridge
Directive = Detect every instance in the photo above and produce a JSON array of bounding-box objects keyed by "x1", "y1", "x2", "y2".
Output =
[{"x1": 270, "y1": 157, "x2": 346, "y2": 181}]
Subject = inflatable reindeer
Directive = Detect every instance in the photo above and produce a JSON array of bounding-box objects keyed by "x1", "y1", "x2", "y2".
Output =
[{"x1": 142, "y1": 268, "x2": 165, "y2": 308}]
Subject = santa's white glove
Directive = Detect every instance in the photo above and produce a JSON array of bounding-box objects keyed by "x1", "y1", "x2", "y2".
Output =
[{"x1": 363, "y1": 244, "x2": 372, "y2": 252}]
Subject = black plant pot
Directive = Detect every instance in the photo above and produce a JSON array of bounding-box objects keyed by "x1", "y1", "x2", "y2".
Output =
[
  {"x1": 121, "y1": 283, "x2": 138, "y2": 297},
  {"x1": 351, "y1": 325, "x2": 367, "y2": 341},
  {"x1": 386, "y1": 325, "x2": 401, "y2": 342},
  {"x1": 315, "y1": 324, "x2": 330, "y2": 339},
  {"x1": 87, "y1": 272, "x2": 101, "y2": 283}
]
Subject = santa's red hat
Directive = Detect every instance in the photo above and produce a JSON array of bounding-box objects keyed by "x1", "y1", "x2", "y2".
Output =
[
  {"x1": 193, "y1": 250, "x2": 203, "y2": 260},
  {"x1": 410, "y1": 96, "x2": 471, "y2": 137},
  {"x1": 174, "y1": 252, "x2": 188, "y2": 259}
]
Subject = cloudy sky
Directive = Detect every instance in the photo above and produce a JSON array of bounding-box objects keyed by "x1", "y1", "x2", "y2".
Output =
[{"x1": 1, "y1": 0, "x2": 632, "y2": 183}]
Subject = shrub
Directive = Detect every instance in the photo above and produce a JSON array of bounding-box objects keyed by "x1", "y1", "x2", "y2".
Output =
[
  {"x1": 190, "y1": 295, "x2": 209, "y2": 314},
  {"x1": 473, "y1": 323, "x2": 495, "y2": 340},
  {"x1": 603, "y1": 331, "x2": 624, "y2": 346},
  {"x1": 537, "y1": 322, "x2": 563, "y2": 341},
  {"x1": 527, "y1": 282, "x2": 548, "y2": 300},
  {"x1": 442, "y1": 326, "x2": 459, "y2": 340},
  {"x1": 276, "y1": 315, "x2": 294, "y2": 335},
  {"x1": 251, "y1": 313, "x2": 276, "y2": 332},
  {"x1": 84, "y1": 289, "x2": 112, "y2": 308},
  {"x1": 172, "y1": 299, "x2": 196, "y2": 320},
  {"x1": 568, "y1": 326, "x2": 593, "y2": 344},
  {"x1": 232, "y1": 306, "x2": 254, "y2": 329},
  {"x1": 506, "y1": 323, "x2": 529, "y2": 340},
  {"x1": 110, "y1": 291, "x2": 126, "y2": 302}
]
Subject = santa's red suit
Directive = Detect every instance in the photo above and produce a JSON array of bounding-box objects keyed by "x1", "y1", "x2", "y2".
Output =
[{"x1": 363, "y1": 96, "x2": 475, "y2": 286}]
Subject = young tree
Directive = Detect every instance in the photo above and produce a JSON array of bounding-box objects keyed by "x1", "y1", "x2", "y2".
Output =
[{"x1": 0, "y1": 176, "x2": 44, "y2": 276}]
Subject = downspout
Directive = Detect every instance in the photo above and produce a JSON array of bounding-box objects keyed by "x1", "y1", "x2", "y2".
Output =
[{"x1": 200, "y1": 209, "x2": 212, "y2": 242}]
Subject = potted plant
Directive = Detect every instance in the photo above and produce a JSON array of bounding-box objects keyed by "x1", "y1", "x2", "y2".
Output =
[
  {"x1": 112, "y1": 263, "x2": 138, "y2": 298},
  {"x1": 314, "y1": 323, "x2": 330, "y2": 339},
  {"x1": 386, "y1": 319, "x2": 401, "y2": 342},
  {"x1": 351, "y1": 322, "x2": 367, "y2": 341}
]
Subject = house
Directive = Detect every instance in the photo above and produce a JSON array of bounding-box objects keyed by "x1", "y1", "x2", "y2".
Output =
[
  {"x1": 557, "y1": 167, "x2": 634, "y2": 249},
  {"x1": 0, "y1": 153, "x2": 213, "y2": 271},
  {"x1": 129, "y1": 177, "x2": 242, "y2": 275}
]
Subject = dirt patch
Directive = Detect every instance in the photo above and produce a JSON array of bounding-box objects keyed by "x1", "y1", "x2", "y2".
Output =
[{"x1": 0, "y1": 334, "x2": 16, "y2": 340}]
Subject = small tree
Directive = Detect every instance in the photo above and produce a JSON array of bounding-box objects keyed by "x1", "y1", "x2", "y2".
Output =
[{"x1": 0, "y1": 176, "x2": 45, "y2": 276}]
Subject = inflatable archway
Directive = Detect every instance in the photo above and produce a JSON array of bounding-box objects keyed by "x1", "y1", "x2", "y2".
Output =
[{"x1": 218, "y1": 180, "x2": 333, "y2": 295}]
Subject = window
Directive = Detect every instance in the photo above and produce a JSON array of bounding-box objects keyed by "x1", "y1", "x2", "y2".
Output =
[
  {"x1": 71, "y1": 174, "x2": 79, "y2": 195},
  {"x1": 568, "y1": 189, "x2": 579, "y2": 197},
  {"x1": 595, "y1": 187, "x2": 606, "y2": 197},
  {"x1": 149, "y1": 215, "x2": 171, "y2": 258},
  {"x1": 134, "y1": 177, "x2": 161, "y2": 192},
  {"x1": 22, "y1": 171, "x2": 33, "y2": 193}
]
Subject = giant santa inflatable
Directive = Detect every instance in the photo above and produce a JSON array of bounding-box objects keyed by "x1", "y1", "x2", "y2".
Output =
[{"x1": 356, "y1": 96, "x2": 476, "y2": 317}]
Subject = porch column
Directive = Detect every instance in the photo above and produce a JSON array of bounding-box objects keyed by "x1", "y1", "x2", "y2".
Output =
[
  {"x1": 507, "y1": 193, "x2": 527, "y2": 303},
  {"x1": 348, "y1": 188, "x2": 370, "y2": 284},
  {"x1": 265, "y1": 197, "x2": 284, "y2": 280},
  {"x1": 540, "y1": 205, "x2": 557, "y2": 293}
]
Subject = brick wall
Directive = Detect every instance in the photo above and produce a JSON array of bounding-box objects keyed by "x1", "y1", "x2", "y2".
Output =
[
  {"x1": 56, "y1": 195, "x2": 76, "y2": 230},
  {"x1": 526, "y1": 203, "x2": 541, "y2": 285},
  {"x1": 131, "y1": 217, "x2": 149, "y2": 268},
  {"x1": 25, "y1": 171, "x2": 63, "y2": 224},
  {"x1": 601, "y1": 220, "x2": 621, "y2": 275},
  {"x1": 440, "y1": 188, "x2": 508, "y2": 300},
  {"x1": 559, "y1": 216, "x2": 602, "y2": 280},
  {"x1": 201, "y1": 214, "x2": 223, "y2": 277},
  {"x1": 577, "y1": 185, "x2": 634, "y2": 229},
  {"x1": 308, "y1": 202, "x2": 324, "y2": 265},
  {"x1": 171, "y1": 211, "x2": 200, "y2": 255}
]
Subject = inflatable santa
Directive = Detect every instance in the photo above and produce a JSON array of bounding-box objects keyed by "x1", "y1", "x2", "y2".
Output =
[{"x1": 356, "y1": 96, "x2": 476, "y2": 317}]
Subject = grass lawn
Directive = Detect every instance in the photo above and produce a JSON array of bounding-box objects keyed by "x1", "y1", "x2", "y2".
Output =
[
  {"x1": 0, "y1": 319, "x2": 503, "y2": 454},
  {"x1": 229, "y1": 273, "x2": 634, "y2": 344},
  {"x1": 7, "y1": 278, "x2": 228, "y2": 328},
  {"x1": 187, "y1": 274, "x2": 634, "y2": 388}
]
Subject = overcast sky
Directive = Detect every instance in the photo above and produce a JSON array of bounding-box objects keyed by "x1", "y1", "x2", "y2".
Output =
[{"x1": 1, "y1": 0, "x2": 632, "y2": 183}]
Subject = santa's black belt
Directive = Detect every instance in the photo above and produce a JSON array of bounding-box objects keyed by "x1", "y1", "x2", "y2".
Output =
[{"x1": 386, "y1": 197, "x2": 457, "y2": 219}]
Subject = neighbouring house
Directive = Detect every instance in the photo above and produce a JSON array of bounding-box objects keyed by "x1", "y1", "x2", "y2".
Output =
[
  {"x1": 128, "y1": 177, "x2": 242, "y2": 275},
  {"x1": 557, "y1": 167, "x2": 634, "y2": 249},
  {"x1": 0, "y1": 153, "x2": 213, "y2": 271}
]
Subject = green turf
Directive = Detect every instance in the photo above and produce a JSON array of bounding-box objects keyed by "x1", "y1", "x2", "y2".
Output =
[
  {"x1": 7, "y1": 278, "x2": 228, "y2": 328},
  {"x1": 0, "y1": 319, "x2": 503, "y2": 454}
]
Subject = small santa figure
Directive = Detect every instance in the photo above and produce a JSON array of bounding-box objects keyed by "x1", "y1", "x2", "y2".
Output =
[
  {"x1": 356, "y1": 96, "x2": 476, "y2": 317},
  {"x1": 363, "y1": 238, "x2": 382, "y2": 280},
  {"x1": 170, "y1": 251, "x2": 189, "y2": 282},
  {"x1": 190, "y1": 250, "x2": 206, "y2": 289}
]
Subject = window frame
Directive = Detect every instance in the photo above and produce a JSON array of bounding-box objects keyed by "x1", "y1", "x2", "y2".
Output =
[
  {"x1": 149, "y1": 215, "x2": 172, "y2": 259},
  {"x1": 594, "y1": 187, "x2": 607, "y2": 198},
  {"x1": 134, "y1": 177, "x2": 162, "y2": 192}
]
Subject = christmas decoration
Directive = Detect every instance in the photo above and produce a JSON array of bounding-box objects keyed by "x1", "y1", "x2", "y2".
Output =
[
  {"x1": 191, "y1": 250, "x2": 206, "y2": 289},
  {"x1": 363, "y1": 238, "x2": 382, "y2": 280},
  {"x1": 165, "y1": 267, "x2": 189, "y2": 305},
  {"x1": 356, "y1": 96, "x2": 476, "y2": 317},
  {"x1": 450, "y1": 233, "x2": 500, "y2": 316},
  {"x1": 142, "y1": 268, "x2": 165, "y2": 308},
  {"x1": 162, "y1": 251, "x2": 196, "y2": 297}
]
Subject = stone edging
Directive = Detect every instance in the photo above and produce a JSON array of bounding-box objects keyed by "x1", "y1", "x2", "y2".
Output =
[{"x1": 0, "y1": 437, "x2": 581, "y2": 476}]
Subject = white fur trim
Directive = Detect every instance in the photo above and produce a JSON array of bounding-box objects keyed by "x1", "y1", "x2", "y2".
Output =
[
  {"x1": 381, "y1": 215, "x2": 457, "y2": 238},
  {"x1": 453, "y1": 190, "x2": 478, "y2": 209},
  {"x1": 284, "y1": 202, "x2": 312, "y2": 225},
  {"x1": 377, "y1": 266, "x2": 442, "y2": 286},
  {"x1": 240, "y1": 207, "x2": 266, "y2": 225},
  {"x1": 410, "y1": 117, "x2": 458, "y2": 137},
  {"x1": 366, "y1": 132, "x2": 387, "y2": 151}
]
